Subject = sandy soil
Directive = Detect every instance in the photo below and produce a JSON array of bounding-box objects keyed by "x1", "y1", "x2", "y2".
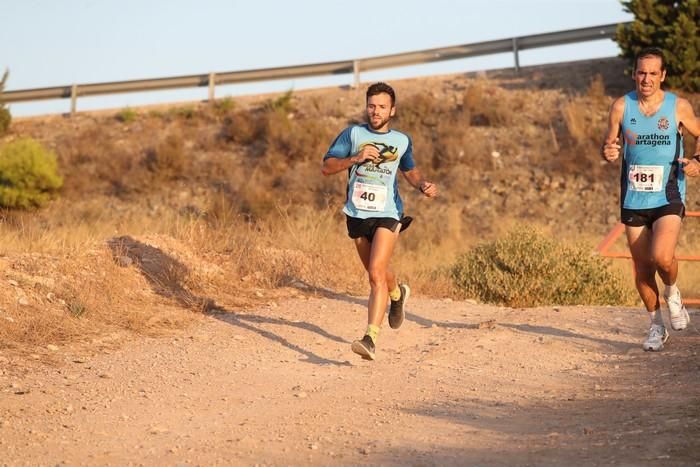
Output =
[{"x1": 1, "y1": 291, "x2": 699, "y2": 466}]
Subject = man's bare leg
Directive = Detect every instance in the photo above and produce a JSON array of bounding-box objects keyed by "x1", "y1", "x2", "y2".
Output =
[
  {"x1": 652, "y1": 214, "x2": 689, "y2": 330},
  {"x1": 626, "y1": 225, "x2": 660, "y2": 313},
  {"x1": 651, "y1": 214, "x2": 682, "y2": 286},
  {"x1": 626, "y1": 224, "x2": 670, "y2": 351},
  {"x1": 353, "y1": 235, "x2": 399, "y2": 311},
  {"x1": 351, "y1": 227, "x2": 400, "y2": 359}
]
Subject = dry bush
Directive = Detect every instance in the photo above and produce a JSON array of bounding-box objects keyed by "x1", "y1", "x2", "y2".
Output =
[
  {"x1": 558, "y1": 76, "x2": 612, "y2": 178},
  {"x1": 462, "y1": 82, "x2": 514, "y2": 127},
  {"x1": 451, "y1": 224, "x2": 636, "y2": 307},
  {"x1": 561, "y1": 75, "x2": 610, "y2": 147},
  {"x1": 57, "y1": 126, "x2": 148, "y2": 196},
  {"x1": 395, "y1": 92, "x2": 454, "y2": 131},
  {"x1": 224, "y1": 110, "x2": 265, "y2": 146},
  {"x1": 265, "y1": 110, "x2": 335, "y2": 163},
  {"x1": 145, "y1": 134, "x2": 190, "y2": 180}
]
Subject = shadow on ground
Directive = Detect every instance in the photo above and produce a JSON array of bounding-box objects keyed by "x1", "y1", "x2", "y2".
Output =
[
  {"x1": 372, "y1": 396, "x2": 700, "y2": 466},
  {"x1": 107, "y1": 236, "x2": 350, "y2": 366}
]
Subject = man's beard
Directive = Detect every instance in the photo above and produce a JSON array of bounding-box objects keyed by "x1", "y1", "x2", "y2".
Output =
[{"x1": 368, "y1": 115, "x2": 391, "y2": 130}]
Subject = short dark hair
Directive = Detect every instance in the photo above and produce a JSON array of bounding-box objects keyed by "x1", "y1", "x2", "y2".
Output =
[
  {"x1": 635, "y1": 47, "x2": 666, "y2": 71},
  {"x1": 366, "y1": 82, "x2": 395, "y2": 106}
]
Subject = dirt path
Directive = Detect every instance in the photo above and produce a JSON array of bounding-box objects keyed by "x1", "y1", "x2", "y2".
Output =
[{"x1": 1, "y1": 294, "x2": 699, "y2": 466}]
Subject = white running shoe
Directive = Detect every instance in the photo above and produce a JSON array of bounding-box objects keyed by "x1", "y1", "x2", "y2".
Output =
[
  {"x1": 665, "y1": 290, "x2": 690, "y2": 331},
  {"x1": 643, "y1": 324, "x2": 669, "y2": 352}
]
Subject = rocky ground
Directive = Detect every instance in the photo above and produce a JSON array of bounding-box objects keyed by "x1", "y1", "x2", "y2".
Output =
[{"x1": 2, "y1": 292, "x2": 699, "y2": 466}]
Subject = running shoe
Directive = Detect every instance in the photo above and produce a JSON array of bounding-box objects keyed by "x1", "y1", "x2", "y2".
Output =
[
  {"x1": 388, "y1": 283, "x2": 410, "y2": 329},
  {"x1": 642, "y1": 323, "x2": 669, "y2": 352},
  {"x1": 351, "y1": 335, "x2": 376, "y2": 360},
  {"x1": 665, "y1": 290, "x2": 690, "y2": 331}
]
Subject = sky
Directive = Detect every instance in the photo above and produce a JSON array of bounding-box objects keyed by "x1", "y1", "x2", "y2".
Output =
[{"x1": 0, "y1": 0, "x2": 633, "y2": 117}]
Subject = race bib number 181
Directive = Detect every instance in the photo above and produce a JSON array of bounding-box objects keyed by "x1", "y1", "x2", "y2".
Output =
[
  {"x1": 352, "y1": 182, "x2": 387, "y2": 211},
  {"x1": 628, "y1": 165, "x2": 663, "y2": 192}
]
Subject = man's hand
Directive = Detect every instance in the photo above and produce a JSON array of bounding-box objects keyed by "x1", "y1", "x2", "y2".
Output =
[
  {"x1": 680, "y1": 157, "x2": 700, "y2": 177},
  {"x1": 602, "y1": 137, "x2": 621, "y2": 162},
  {"x1": 352, "y1": 145, "x2": 380, "y2": 164},
  {"x1": 419, "y1": 181, "x2": 438, "y2": 198}
]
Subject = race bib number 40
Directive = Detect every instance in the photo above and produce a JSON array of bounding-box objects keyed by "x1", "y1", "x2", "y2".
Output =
[
  {"x1": 628, "y1": 165, "x2": 663, "y2": 192},
  {"x1": 352, "y1": 182, "x2": 387, "y2": 211}
]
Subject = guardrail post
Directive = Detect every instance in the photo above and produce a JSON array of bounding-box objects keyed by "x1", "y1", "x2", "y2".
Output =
[
  {"x1": 208, "y1": 72, "x2": 216, "y2": 102},
  {"x1": 70, "y1": 84, "x2": 78, "y2": 116},
  {"x1": 352, "y1": 60, "x2": 360, "y2": 88},
  {"x1": 512, "y1": 37, "x2": 520, "y2": 73}
]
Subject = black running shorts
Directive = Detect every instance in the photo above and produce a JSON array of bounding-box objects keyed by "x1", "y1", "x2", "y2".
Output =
[
  {"x1": 346, "y1": 215, "x2": 413, "y2": 241},
  {"x1": 621, "y1": 203, "x2": 685, "y2": 229}
]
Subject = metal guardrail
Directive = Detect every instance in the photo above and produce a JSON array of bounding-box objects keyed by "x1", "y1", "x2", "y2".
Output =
[{"x1": 0, "y1": 22, "x2": 627, "y2": 115}]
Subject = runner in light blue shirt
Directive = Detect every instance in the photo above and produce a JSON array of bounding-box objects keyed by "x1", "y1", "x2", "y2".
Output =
[
  {"x1": 602, "y1": 47, "x2": 700, "y2": 352},
  {"x1": 322, "y1": 82, "x2": 438, "y2": 361}
]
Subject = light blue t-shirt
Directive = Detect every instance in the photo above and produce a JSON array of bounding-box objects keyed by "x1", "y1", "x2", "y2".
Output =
[
  {"x1": 620, "y1": 91, "x2": 684, "y2": 209},
  {"x1": 324, "y1": 124, "x2": 416, "y2": 220}
]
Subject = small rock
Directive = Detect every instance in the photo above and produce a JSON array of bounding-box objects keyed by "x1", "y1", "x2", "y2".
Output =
[
  {"x1": 8, "y1": 280, "x2": 18, "y2": 287},
  {"x1": 47, "y1": 345, "x2": 59, "y2": 351},
  {"x1": 18, "y1": 297, "x2": 29, "y2": 306},
  {"x1": 149, "y1": 426, "x2": 169, "y2": 434}
]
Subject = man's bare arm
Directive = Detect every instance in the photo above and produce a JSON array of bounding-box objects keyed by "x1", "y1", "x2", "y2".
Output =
[
  {"x1": 677, "y1": 98, "x2": 700, "y2": 177},
  {"x1": 402, "y1": 168, "x2": 438, "y2": 197},
  {"x1": 601, "y1": 97, "x2": 625, "y2": 162}
]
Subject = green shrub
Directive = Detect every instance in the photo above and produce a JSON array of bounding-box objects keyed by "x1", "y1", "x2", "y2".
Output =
[
  {"x1": 170, "y1": 106, "x2": 196, "y2": 119},
  {"x1": 451, "y1": 225, "x2": 635, "y2": 307},
  {"x1": 116, "y1": 107, "x2": 138, "y2": 123},
  {"x1": 0, "y1": 138, "x2": 63, "y2": 209},
  {"x1": 0, "y1": 107, "x2": 10, "y2": 136},
  {"x1": 215, "y1": 96, "x2": 235, "y2": 114},
  {"x1": 265, "y1": 90, "x2": 295, "y2": 113},
  {"x1": 0, "y1": 69, "x2": 11, "y2": 135}
]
